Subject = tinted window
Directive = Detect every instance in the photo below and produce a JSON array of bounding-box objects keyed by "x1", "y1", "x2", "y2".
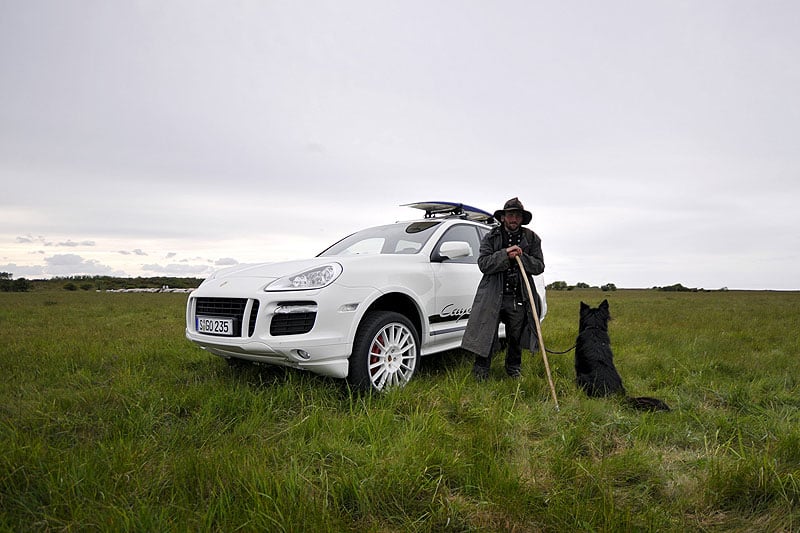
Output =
[
  {"x1": 434, "y1": 224, "x2": 482, "y2": 264},
  {"x1": 318, "y1": 221, "x2": 443, "y2": 257}
]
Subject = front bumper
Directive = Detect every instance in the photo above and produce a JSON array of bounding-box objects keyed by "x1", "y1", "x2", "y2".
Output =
[
  {"x1": 185, "y1": 283, "x2": 374, "y2": 379},
  {"x1": 183, "y1": 332, "x2": 352, "y2": 378}
]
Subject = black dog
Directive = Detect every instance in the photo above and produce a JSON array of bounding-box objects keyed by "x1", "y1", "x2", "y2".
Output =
[{"x1": 575, "y1": 300, "x2": 670, "y2": 411}]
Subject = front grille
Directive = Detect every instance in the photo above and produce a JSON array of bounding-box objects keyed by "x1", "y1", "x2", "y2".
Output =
[
  {"x1": 248, "y1": 300, "x2": 260, "y2": 337},
  {"x1": 270, "y1": 312, "x2": 316, "y2": 336},
  {"x1": 195, "y1": 297, "x2": 249, "y2": 337}
]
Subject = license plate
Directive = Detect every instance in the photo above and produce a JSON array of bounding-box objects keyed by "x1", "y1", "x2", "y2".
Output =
[{"x1": 196, "y1": 316, "x2": 235, "y2": 336}]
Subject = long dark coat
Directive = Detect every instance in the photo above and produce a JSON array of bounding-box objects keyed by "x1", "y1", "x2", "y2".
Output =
[{"x1": 461, "y1": 225, "x2": 544, "y2": 358}]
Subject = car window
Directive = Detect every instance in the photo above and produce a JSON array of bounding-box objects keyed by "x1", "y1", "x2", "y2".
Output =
[
  {"x1": 338, "y1": 237, "x2": 384, "y2": 255},
  {"x1": 318, "y1": 221, "x2": 442, "y2": 257},
  {"x1": 434, "y1": 224, "x2": 482, "y2": 264},
  {"x1": 394, "y1": 239, "x2": 422, "y2": 253}
]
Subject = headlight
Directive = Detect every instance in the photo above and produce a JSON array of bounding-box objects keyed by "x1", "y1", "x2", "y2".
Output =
[{"x1": 265, "y1": 263, "x2": 343, "y2": 291}]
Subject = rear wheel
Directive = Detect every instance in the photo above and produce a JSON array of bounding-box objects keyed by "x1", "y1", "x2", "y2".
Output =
[{"x1": 347, "y1": 311, "x2": 419, "y2": 392}]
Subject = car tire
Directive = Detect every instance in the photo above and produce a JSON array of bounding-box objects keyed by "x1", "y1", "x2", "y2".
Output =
[{"x1": 347, "y1": 311, "x2": 419, "y2": 392}]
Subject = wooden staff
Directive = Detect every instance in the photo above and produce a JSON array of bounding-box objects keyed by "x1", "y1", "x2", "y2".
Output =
[{"x1": 515, "y1": 255, "x2": 559, "y2": 411}]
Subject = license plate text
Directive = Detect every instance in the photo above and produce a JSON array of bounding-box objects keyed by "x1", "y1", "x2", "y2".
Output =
[{"x1": 196, "y1": 316, "x2": 234, "y2": 336}]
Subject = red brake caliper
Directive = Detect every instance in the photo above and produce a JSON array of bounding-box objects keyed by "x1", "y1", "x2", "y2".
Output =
[{"x1": 370, "y1": 333, "x2": 384, "y2": 375}]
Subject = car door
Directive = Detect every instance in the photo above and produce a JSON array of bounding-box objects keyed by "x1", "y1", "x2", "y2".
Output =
[{"x1": 426, "y1": 223, "x2": 484, "y2": 350}]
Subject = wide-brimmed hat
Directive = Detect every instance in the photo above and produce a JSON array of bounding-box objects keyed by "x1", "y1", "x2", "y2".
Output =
[{"x1": 493, "y1": 197, "x2": 532, "y2": 225}]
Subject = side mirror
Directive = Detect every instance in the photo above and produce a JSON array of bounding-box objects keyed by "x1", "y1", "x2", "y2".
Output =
[{"x1": 434, "y1": 241, "x2": 471, "y2": 262}]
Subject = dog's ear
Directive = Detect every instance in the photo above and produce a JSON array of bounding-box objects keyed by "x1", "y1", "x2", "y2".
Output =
[
  {"x1": 600, "y1": 299, "x2": 609, "y2": 310},
  {"x1": 580, "y1": 301, "x2": 589, "y2": 312}
]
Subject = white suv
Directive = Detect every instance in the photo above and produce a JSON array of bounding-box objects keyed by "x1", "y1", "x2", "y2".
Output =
[{"x1": 185, "y1": 202, "x2": 547, "y2": 391}]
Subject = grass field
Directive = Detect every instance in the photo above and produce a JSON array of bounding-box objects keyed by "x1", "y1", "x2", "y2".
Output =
[{"x1": 1, "y1": 289, "x2": 799, "y2": 531}]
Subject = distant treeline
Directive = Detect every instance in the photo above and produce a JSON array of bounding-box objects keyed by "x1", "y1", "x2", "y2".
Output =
[
  {"x1": 546, "y1": 281, "x2": 618, "y2": 292},
  {"x1": 0, "y1": 273, "x2": 204, "y2": 292},
  {"x1": 651, "y1": 283, "x2": 727, "y2": 292},
  {"x1": 0, "y1": 273, "x2": 31, "y2": 292},
  {"x1": 546, "y1": 281, "x2": 727, "y2": 292},
  {"x1": 3, "y1": 272, "x2": 727, "y2": 293}
]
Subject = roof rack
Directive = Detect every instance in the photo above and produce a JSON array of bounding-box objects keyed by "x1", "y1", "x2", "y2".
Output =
[{"x1": 403, "y1": 201, "x2": 495, "y2": 223}]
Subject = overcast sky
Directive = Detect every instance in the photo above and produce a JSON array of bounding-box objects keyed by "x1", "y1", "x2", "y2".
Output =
[{"x1": 2, "y1": 1, "x2": 798, "y2": 290}]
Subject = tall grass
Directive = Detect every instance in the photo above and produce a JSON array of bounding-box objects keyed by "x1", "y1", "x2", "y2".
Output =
[{"x1": 1, "y1": 289, "x2": 798, "y2": 531}]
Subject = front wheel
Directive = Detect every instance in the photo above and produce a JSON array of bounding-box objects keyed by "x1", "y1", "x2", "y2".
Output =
[{"x1": 347, "y1": 311, "x2": 419, "y2": 392}]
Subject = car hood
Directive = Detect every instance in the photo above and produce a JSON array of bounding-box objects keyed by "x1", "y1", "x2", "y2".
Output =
[
  {"x1": 200, "y1": 254, "x2": 423, "y2": 291},
  {"x1": 208, "y1": 258, "x2": 335, "y2": 280}
]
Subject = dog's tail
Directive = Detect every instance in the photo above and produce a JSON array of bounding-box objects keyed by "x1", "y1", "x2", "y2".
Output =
[{"x1": 625, "y1": 396, "x2": 671, "y2": 412}]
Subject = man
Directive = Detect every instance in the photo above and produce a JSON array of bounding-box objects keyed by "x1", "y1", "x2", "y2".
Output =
[{"x1": 461, "y1": 197, "x2": 545, "y2": 380}]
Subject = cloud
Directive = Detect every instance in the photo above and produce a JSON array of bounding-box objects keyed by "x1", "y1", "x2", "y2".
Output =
[
  {"x1": 46, "y1": 253, "x2": 86, "y2": 266},
  {"x1": 215, "y1": 257, "x2": 239, "y2": 266},
  {"x1": 0, "y1": 263, "x2": 45, "y2": 278},
  {"x1": 42, "y1": 254, "x2": 125, "y2": 277},
  {"x1": 56, "y1": 240, "x2": 96, "y2": 247},
  {"x1": 16, "y1": 234, "x2": 51, "y2": 246},
  {"x1": 118, "y1": 248, "x2": 148, "y2": 256},
  {"x1": 16, "y1": 235, "x2": 94, "y2": 247}
]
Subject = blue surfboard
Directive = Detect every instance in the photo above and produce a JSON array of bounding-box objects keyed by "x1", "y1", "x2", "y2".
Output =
[{"x1": 403, "y1": 201, "x2": 495, "y2": 223}]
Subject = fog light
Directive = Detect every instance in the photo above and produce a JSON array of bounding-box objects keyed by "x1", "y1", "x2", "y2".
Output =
[{"x1": 295, "y1": 349, "x2": 310, "y2": 360}]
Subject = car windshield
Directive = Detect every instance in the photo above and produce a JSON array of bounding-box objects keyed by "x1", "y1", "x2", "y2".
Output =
[{"x1": 318, "y1": 221, "x2": 442, "y2": 257}]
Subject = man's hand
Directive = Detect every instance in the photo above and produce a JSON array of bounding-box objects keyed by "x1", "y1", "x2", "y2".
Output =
[{"x1": 506, "y1": 245, "x2": 523, "y2": 259}]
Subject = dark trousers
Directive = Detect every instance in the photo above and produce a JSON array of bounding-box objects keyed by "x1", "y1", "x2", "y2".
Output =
[{"x1": 474, "y1": 294, "x2": 527, "y2": 374}]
